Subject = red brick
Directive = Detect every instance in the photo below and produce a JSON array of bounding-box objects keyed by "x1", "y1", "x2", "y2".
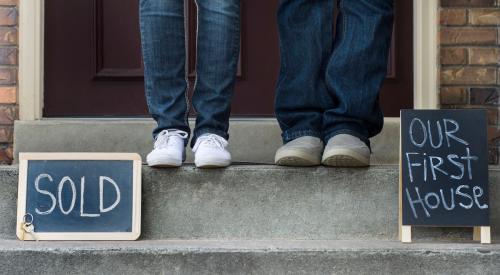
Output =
[
  {"x1": 441, "y1": 48, "x2": 468, "y2": 64},
  {"x1": 488, "y1": 144, "x2": 498, "y2": 164},
  {"x1": 488, "y1": 126, "x2": 500, "y2": 144},
  {"x1": 469, "y1": 48, "x2": 500, "y2": 65},
  {"x1": 0, "y1": 0, "x2": 17, "y2": 5},
  {"x1": 440, "y1": 9, "x2": 467, "y2": 25},
  {"x1": 0, "y1": 27, "x2": 16, "y2": 45},
  {"x1": 0, "y1": 104, "x2": 16, "y2": 124},
  {"x1": 440, "y1": 67, "x2": 497, "y2": 85},
  {"x1": 470, "y1": 88, "x2": 500, "y2": 105},
  {"x1": 0, "y1": 144, "x2": 12, "y2": 164},
  {"x1": 0, "y1": 86, "x2": 15, "y2": 103},
  {"x1": 440, "y1": 87, "x2": 469, "y2": 104},
  {"x1": 440, "y1": 28, "x2": 498, "y2": 45},
  {"x1": 441, "y1": 0, "x2": 496, "y2": 7},
  {"x1": 0, "y1": 68, "x2": 16, "y2": 85},
  {"x1": 0, "y1": 47, "x2": 16, "y2": 65},
  {"x1": 0, "y1": 7, "x2": 17, "y2": 26},
  {"x1": 487, "y1": 108, "x2": 499, "y2": 124},
  {"x1": 0, "y1": 126, "x2": 12, "y2": 142},
  {"x1": 469, "y1": 9, "x2": 500, "y2": 25}
]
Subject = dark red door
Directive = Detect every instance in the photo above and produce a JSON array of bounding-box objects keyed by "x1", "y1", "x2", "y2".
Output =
[{"x1": 44, "y1": 0, "x2": 412, "y2": 117}]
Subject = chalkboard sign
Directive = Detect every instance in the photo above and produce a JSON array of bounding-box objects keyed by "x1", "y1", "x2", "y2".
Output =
[
  {"x1": 399, "y1": 109, "x2": 490, "y2": 243},
  {"x1": 16, "y1": 153, "x2": 142, "y2": 240}
]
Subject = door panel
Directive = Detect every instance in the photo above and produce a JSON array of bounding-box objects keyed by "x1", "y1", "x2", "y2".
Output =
[
  {"x1": 91, "y1": 0, "x2": 144, "y2": 79},
  {"x1": 44, "y1": 0, "x2": 412, "y2": 117}
]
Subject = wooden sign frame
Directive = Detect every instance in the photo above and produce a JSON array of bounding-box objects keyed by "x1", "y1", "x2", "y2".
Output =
[
  {"x1": 398, "y1": 110, "x2": 491, "y2": 244},
  {"x1": 16, "y1": 152, "x2": 142, "y2": 241}
]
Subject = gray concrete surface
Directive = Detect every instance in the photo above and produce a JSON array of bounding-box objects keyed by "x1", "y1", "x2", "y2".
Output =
[
  {"x1": 13, "y1": 118, "x2": 400, "y2": 164},
  {"x1": 0, "y1": 167, "x2": 17, "y2": 240},
  {"x1": 1, "y1": 165, "x2": 499, "y2": 241},
  {"x1": 1, "y1": 240, "x2": 500, "y2": 274}
]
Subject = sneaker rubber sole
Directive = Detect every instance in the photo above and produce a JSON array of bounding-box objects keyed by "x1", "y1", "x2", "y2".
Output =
[
  {"x1": 147, "y1": 155, "x2": 185, "y2": 168},
  {"x1": 275, "y1": 149, "x2": 321, "y2": 167},
  {"x1": 147, "y1": 160, "x2": 182, "y2": 168},
  {"x1": 195, "y1": 158, "x2": 231, "y2": 169},
  {"x1": 321, "y1": 148, "x2": 370, "y2": 167}
]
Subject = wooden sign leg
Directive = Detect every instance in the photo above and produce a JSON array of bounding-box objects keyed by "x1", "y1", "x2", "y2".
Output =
[
  {"x1": 480, "y1": 226, "x2": 491, "y2": 244},
  {"x1": 401, "y1": 225, "x2": 412, "y2": 243},
  {"x1": 473, "y1": 226, "x2": 481, "y2": 241},
  {"x1": 473, "y1": 227, "x2": 491, "y2": 244}
]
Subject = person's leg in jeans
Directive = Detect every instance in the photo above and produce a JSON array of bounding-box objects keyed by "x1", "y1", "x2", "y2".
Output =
[
  {"x1": 140, "y1": 0, "x2": 240, "y2": 168},
  {"x1": 322, "y1": 0, "x2": 393, "y2": 167},
  {"x1": 140, "y1": 0, "x2": 189, "y2": 139},
  {"x1": 190, "y1": 0, "x2": 240, "y2": 168},
  {"x1": 140, "y1": 0, "x2": 190, "y2": 167},
  {"x1": 274, "y1": 0, "x2": 334, "y2": 166}
]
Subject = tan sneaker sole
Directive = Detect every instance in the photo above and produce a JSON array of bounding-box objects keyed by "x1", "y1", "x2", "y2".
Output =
[
  {"x1": 275, "y1": 149, "x2": 321, "y2": 167},
  {"x1": 195, "y1": 158, "x2": 231, "y2": 169},
  {"x1": 147, "y1": 160, "x2": 182, "y2": 168},
  {"x1": 321, "y1": 148, "x2": 370, "y2": 167}
]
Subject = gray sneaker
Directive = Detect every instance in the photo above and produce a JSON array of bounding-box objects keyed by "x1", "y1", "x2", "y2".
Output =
[
  {"x1": 322, "y1": 134, "x2": 370, "y2": 167},
  {"x1": 275, "y1": 136, "x2": 324, "y2": 166}
]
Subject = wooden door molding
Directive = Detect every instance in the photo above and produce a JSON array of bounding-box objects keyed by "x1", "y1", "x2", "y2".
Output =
[
  {"x1": 386, "y1": 25, "x2": 397, "y2": 79},
  {"x1": 90, "y1": 0, "x2": 144, "y2": 80}
]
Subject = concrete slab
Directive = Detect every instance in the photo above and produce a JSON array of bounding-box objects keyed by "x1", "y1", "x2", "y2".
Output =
[
  {"x1": 0, "y1": 240, "x2": 499, "y2": 274},
  {"x1": 1, "y1": 165, "x2": 499, "y2": 241},
  {"x1": 13, "y1": 118, "x2": 400, "y2": 164}
]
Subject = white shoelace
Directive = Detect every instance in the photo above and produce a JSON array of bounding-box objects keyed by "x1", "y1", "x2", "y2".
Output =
[
  {"x1": 193, "y1": 134, "x2": 228, "y2": 152},
  {"x1": 154, "y1": 129, "x2": 188, "y2": 149}
]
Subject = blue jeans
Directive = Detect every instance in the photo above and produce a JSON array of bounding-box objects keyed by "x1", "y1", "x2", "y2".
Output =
[
  {"x1": 139, "y1": 0, "x2": 240, "y2": 146},
  {"x1": 275, "y1": 0, "x2": 394, "y2": 147}
]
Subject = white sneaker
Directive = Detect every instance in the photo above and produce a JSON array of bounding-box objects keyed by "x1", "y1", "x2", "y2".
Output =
[
  {"x1": 146, "y1": 129, "x2": 188, "y2": 167},
  {"x1": 192, "y1": 133, "x2": 231, "y2": 168},
  {"x1": 275, "y1": 136, "x2": 324, "y2": 166},
  {"x1": 321, "y1": 134, "x2": 370, "y2": 167}
]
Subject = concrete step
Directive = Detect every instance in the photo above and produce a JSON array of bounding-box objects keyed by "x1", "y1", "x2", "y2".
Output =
[
  {"x1": 1, "y1": 240, "x2": 499, "y2": 274},
  {"x1": 13, "y1": 118, "x2": 400, "y2": 164},
  {"x1": 1, "y1": 165, "x2": 499, "y2": 241}
]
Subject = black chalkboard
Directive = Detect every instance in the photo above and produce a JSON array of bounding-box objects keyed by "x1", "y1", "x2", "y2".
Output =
[
  {"x1": 17, "y1": 153, "x2": 141, "y2": 240},
  {"x1": 401, "y1": 110, "x2": 490, "y2": 227}
]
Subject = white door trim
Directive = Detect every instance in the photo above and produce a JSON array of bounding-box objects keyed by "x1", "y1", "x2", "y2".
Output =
[
  {"x1": 413, "y1": 0, "x2": 439, "y2": 109},
  {"x1": 18, "y1": 0, "x2": 438, "y2": 120},
  {"x1": 18, "y1": 0, "x2": 44, "y2": 120}
]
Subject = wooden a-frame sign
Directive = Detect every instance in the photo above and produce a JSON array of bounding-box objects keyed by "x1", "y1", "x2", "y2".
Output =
[{"x1": 399, "y1": 110, "x2": 491, "y2": 244}]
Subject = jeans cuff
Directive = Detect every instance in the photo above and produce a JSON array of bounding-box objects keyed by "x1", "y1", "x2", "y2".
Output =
[
  {"x1": 191, "y1": 128, "x2": 229, "y2": 148},
  {"x1": 281, "y1": 129, "x2": 322, "y2": 144},
  {"x1": 324, "y1": 127, "x2": 371, "y2": 150}
]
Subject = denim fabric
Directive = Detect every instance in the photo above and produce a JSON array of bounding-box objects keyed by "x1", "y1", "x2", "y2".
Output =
[
  {"x1": 275, "y1": 0, "x2": 394, "y2": 147},
  {"x1": 139, "y1": 0, "x2": 240, "y2": 147}
]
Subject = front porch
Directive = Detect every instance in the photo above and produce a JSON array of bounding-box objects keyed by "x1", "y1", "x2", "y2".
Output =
[{"x1": 13, "y1": 118, "x2": 401, "y2": 165}]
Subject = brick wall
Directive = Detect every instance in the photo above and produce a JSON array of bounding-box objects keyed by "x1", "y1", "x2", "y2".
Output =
[
  {"x1": 0, "y1": 0, "x2": 17, "y2": 165},
  {"x1": 440, "y1": 0, "x2": 500, "y2": 165}
]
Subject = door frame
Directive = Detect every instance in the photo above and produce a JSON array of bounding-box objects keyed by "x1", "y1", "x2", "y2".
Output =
[{"x1": 18, "y1": 0, "x2": 438, "y2": 121}]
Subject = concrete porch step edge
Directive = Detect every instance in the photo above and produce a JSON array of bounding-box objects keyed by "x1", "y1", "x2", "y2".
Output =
[
  {"x1": 1, "y1": 240, "x2": 499, "y2": 274},
  {"x1": 13, "y1": 118, "x2": 400, "y2": 164}
]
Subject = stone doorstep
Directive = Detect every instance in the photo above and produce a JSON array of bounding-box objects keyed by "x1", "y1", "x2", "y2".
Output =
[
  {"x1": 0, "y1": 240, "x2": 499, "y2": 274},
  {"x1": 13, "y1": 118, "x2": 401, "y2": 164},
  {"x1": 1, "y1": 165, "x2": 499, "y2": 241}
]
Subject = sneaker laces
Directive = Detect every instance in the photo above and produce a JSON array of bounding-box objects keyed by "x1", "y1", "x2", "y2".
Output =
[
  {"x1": 154, "y1": 129, "x2": 188, "y2": 149},
  {"x1": 193, "y1": 134, "x2": 228, "y2": 152}
]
